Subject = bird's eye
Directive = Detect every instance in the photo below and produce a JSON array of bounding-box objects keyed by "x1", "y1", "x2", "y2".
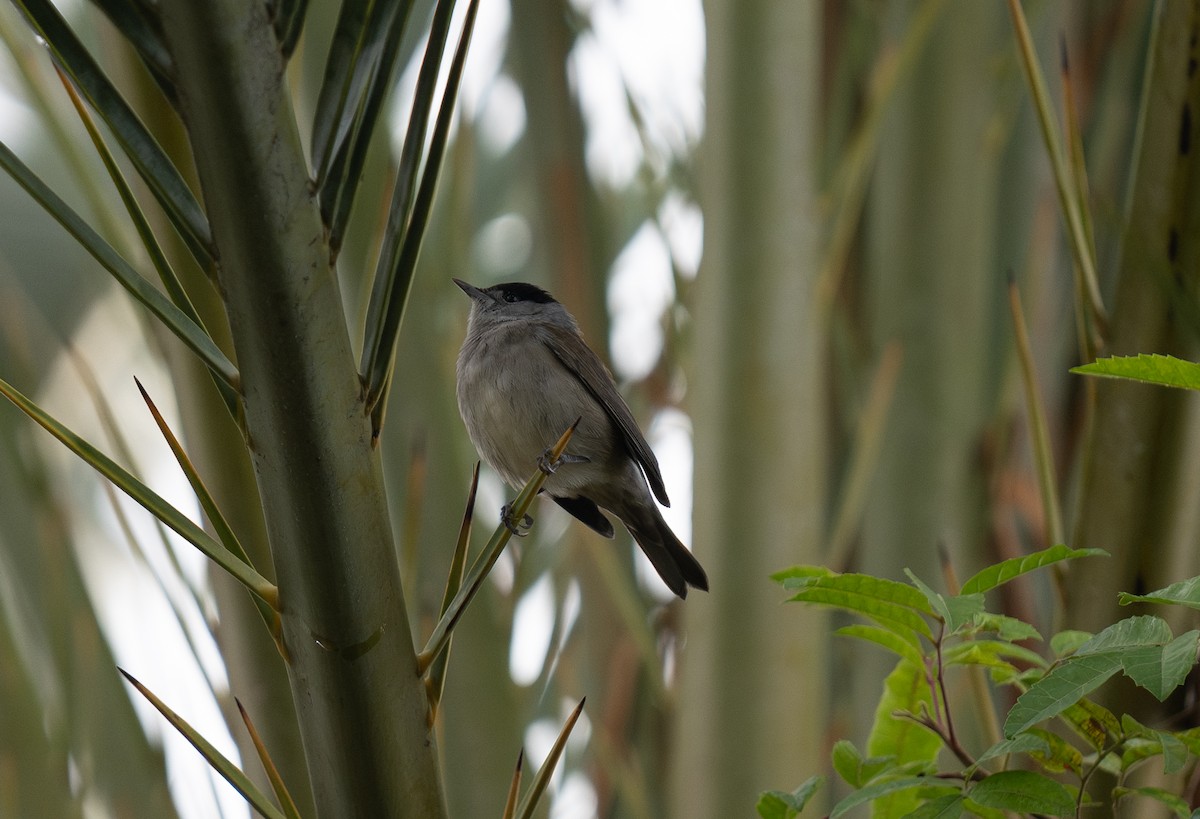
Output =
[{"x1": 503, "y1": 292, "x2": 519, "y2": 303}]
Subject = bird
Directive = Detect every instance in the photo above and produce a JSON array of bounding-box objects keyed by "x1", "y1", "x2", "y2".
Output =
[{"x1": 452, "y1": 278, "x2": 708, "y2": 599}]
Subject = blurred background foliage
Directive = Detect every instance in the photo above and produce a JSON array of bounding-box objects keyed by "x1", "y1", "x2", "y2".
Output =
[{"x1": 0, "y1": 0, "x2": 1197, "y2": 817}]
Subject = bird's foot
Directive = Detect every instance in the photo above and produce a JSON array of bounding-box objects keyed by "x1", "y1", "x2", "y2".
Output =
[
  {"x1": 537, "y1": 448, "x2": 590, "y2": 475},
  {"x1": 501, "y1": 502, "x2": 534, "y2": 537}
]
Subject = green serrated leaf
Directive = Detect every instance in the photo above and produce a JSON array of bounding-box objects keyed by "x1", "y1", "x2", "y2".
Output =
[
  {"x1": 832, "y1": 740, "x2": 894, "y2": 789},
  {"x1": 905, "y1": 571, "x2": 983, "y2": 633},
  {"x1": 837, "y1": 624, "x2": 926, "y2": 666},
  {"x1": 832, "y1": 740, "x2": 863, "y2": 787},
  {"x1": 1072, "y1": 354, "x2": 1200, "y2": 392},
  {"x1": 1113, "y1": 785, "x2": 1192, "y2": 817},
  {"x1": 1074, "y1": 615, "x2": 1172, "y2": 655},
  {"x1": 1050, "y1": 630, "x2": 1093, "y2": 657},
  {"x1": 757, "y1": 776, "x2": 824, "y2": 819},
  {"x1": 772, "y1": 565, "x2": 837, "y2": 583},
  {"x1": 831, "y1": 777, "x2": 957, "y2": 818},
  {"x1": 971, "y1": 611, "x2": 1042, "y2": 642},
  {"x1": 784, "y1": 573, "x2": 934, "y2": 639},
  {"x1": 975, "y1": 732, "x2": 1052, "y2": 766},
  {"x1": 1025, "y1": 727, "x2": 1082, "y2": 775},
  {"x1": 120, "y1": 671, "x2": 285, "y2": 819},
  {"x1": 1121, "y1": 631, "x2": 1199, "y2": 701},
  {"x1": 1060, "y1": 698, "x2": 1121, "y2": 751},
  {"x1": 960, "y1": 545, "x2": 1106, "y2": 595},
  {"x1": 1120, "y1": 576, "x2": 1200, "y2": 610},
  {"x1": 968, "y1": 770, "x2": 1075, "y2": 816},
  {"x1": 945, "y1": 640, "x2": 1048, "y2": 671},
  {"x1": 1004, "y1": 653, "x2": 1122, "y2": 737},
  {"x1": 865, "y1": 659, "x2": 942, "y2": 816},
  {"x1": 1155, "y1": 730, "x2": 1190, "y2": 775},
  {"x1": 901, "y1": 794, "x2": 964, "y2": 818}
]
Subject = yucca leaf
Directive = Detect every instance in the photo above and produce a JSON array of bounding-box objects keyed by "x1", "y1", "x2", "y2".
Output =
[
  {"x1": 310, "y1": 0, "x2": 410, "y2": 186},
  {"x1": 0, "y1": 376, "x2": 277, "y2": 609},
  {"x1": 235, "y1": 699, "x2": 302, "y2": 819},
  {"x1": 12, "y1": 0, "x2": 214, "y2": 267},
  {"x1": 319, "y1": 0, "x2": 416, "y2": 255},
  {"x1": 55, "y1": 72, "x2": 242, "y2": 421},
  {"x1": 86, "y1": 0, "x2": 177, "y2": 107},
  {"x1": 501, "y1": 750, "x2": 523, "y2": 819},
  {"x1": 417, "y1": 419, "x2": 577, "y2": 673},
  {"x1": 361, "y1": 0, "x2": 479, "y2": 418},
  {"x1": 272, "y1": 0, "x2": 309, "y2": 59},
  {"x1": 57, "y1": 68, "x2": 199, "y2": 328},
  {"x1": 120, "y1": 671, "x2": 287, "y2": 819},
  {"x1": 1005, "y1": 0, "x2": 1105, "y2": 325},
  {"x1": 427, "y1": 461, "x2": 478, "y2": 719},
  {"x1": 136, "y1": 379, "x2": 282, "y2": 648},
  {"x1": 1008, "y1": 280, "x2": 1065, "y2": 549},
  {"x1": 0, "y1": 140, "x2": 240, "y2": 392},
  {"x1": 514, "y1": 699, "x2": 586, "y2": 819}
]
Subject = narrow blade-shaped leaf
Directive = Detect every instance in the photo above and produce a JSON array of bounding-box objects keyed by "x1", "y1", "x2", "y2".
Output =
[
  {"x1": 0, "y1": 377, "x2": 276, "y2": 609},
  {"x1": 136, "y1": 379, "x2": 281, "y2": 645},
  {"x1": 60, "y1": 68, "x2": 235, "y2": 429},
  {"x1": 362, "y1": 0, "x2": 479, "y2": 416},
  {"x1": 501, "y1": 750, "x2": 523, "y2": 819},
  {"x1": 235, "y1": 699, "x2": 302, "y2": 819},
  {"x1": 272, "y1": 0, "x2": 310, "y2": 59},
  {"x1": 514, "y1": 699, "x2": 586, "y2": 819},
  {"x1": 310, "y1": 0, "x2": 407, "y2": 184},
  {"x1": 13, "y1": 0, "x2": 214, "y2": 265},
  {"x1": 427, "y1": 461, "x2": 478, "y2": 717},
  {"x1": 0, "y1": 141, "x2": 239, "y2": 391},
  {"x1": 1008, "y1": 279, "x2": 1065, "y2": 547},
  {"x1": 418, "y1": 420, "x2": 577, "y2": 672},
  {"x1": 960, "y1": 545, "x2": 1106, "y2": 595},
  {"x1": 120, "y1": 672, "x2": 286, "y2": 819},
  {"x1": 87, "y1": 0, "x2": 177, "y2": 106},
  {"x1": 57, "y1": 69, "x2": 202, "y2": 329},
  {"x1": 1005, "y1": 0, "x2": 1104, "y2": 324},
  {"x1": 1073, "y1": 354, "x2": 1200, "y2": 392}
]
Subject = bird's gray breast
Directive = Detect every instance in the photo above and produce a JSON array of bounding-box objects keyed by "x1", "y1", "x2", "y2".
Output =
[{"x1": 456, "y1": 324, "x2": 615, "y2": 493}]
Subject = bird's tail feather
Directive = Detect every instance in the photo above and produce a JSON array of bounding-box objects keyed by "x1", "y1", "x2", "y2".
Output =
[{"x1": 627, "y1": 511, "x2": 708, "y2": 599}]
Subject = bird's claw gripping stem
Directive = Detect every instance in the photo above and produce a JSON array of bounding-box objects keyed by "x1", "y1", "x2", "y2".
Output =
[
  {"x1": 537, "y1": 448, "x2": 589, "y2": 475},
  {"x1": 501, "y1": 503, "x2": 533, "y2": 537}
]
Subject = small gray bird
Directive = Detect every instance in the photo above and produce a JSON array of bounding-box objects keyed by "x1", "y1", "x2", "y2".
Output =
[{"x1": 453, "y1": 278, "x2": 708, "y2": 599}]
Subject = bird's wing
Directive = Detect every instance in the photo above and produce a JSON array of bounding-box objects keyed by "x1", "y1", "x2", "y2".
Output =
[{"x1": 534, "y1": 322, "x2": 670, "y2": 506}]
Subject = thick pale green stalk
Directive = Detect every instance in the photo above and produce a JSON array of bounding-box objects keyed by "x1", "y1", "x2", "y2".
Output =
[
  {"x1": 672, "y1": 0, "x2": 826, "y2": 814},
  {"x1": 157, "y1": 2, "x2": 446, "y2": 816},
  {"x1": 1068, "y1": 2, "x2": 1200, "y2": 644}
]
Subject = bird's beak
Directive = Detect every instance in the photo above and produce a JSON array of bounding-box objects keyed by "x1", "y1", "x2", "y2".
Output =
[{"x1": 452, "y1": 278, "x2": 488, "y2": 302}]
